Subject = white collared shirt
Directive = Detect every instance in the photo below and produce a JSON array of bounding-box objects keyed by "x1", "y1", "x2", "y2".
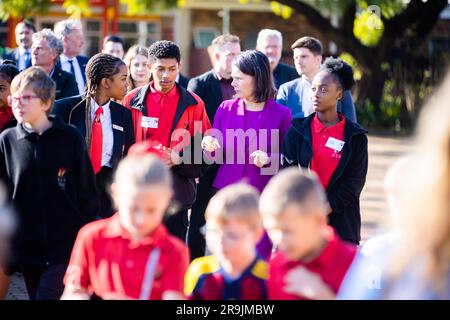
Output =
[
  {"x1": 18, "y1": 47, "x2": 31, "y2": 71},
  {"x1": 90, "y1": 99, "x2": 114, "y2": 168},
  {"x1": 300, "y1": 75, "x2": 314, "y2": 117},
  {"x1": 60, "y1": 54, "x2": 86, "y2": 95}
]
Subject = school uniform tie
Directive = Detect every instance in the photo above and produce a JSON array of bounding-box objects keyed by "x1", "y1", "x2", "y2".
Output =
[{"x1": 90, "y1": 106, "x2": 103, "y2": 174}]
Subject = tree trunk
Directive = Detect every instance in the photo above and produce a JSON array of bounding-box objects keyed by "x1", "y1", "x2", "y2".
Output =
[{"x1": 356, "y1": 63, "x2": 386, "y2": 120}]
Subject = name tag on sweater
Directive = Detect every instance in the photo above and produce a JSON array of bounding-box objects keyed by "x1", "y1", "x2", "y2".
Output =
[
  {"x1": 112, "y1": 124, "x2": 124, "y2": 132},
  {"x1": 141, "y1": 116, "x2": 159, "y2": 129},
  {"x1": 325, "y1": 137, "x2": 345, "y2": 152}
]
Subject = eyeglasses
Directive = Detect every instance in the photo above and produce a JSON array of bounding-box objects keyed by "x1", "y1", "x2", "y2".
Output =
[{"x1": 8, "y1": 95, "x2": 40, "y2": 106}]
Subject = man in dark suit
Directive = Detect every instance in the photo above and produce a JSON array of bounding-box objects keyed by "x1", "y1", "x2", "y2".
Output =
[
  {"x1": 177, "y1": 73, "x2": 190, "y2": 89},
  {"x1": 187, "y1": 34, "x2": 241, "y2": 259},
  {"x1": 3, "y1": 20, "x2": 35, "y2": 71},
  {"x1": 52, "y1": 95, "x2": 135, "y2": 217},
  {"x1": 31, "y1": 29, "x2": 78, "y2": 100},
  {"x1": 54, "y1": 19, "x2": 89, "y2": 95},
  {"x1": 256, "y1": 29, "x2": 298, "y2": 89}
]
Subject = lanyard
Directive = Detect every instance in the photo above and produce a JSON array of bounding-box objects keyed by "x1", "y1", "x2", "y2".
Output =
[{"x1": 139, "y1": 247, "x2": 161, "y2": 300}]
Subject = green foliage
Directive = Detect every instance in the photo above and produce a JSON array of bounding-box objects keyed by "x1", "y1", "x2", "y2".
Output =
[
  {"x1": 121, "y1": 0, "x2": 179, "y2": 16},
  {"x1": 63, "y1": 0, "x2": 91, "y2": 18},
  {"x1": 340, "y1": 52, "x2": 362, "y2": 80},
  {"x1": 0, "y1": 0, "x2": 50, "y2": 21},
  {"x1": 379, "y1": 79, "x2": 403, "y2": 129},
  {"x1": 353, "y1": 9, "x2": 384, "y2": 46},
  {"x1": 308, "y1": 0, "x2": 355, "y2": 17},
  {"x1": 358, "y1": 0, "x2": 405, "y2": 19},
  {"x1": 0, "y1": 0, "x2": 179, "y2": 20}
]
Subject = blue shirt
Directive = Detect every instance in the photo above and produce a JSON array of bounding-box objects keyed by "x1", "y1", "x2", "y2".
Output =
[{"x1": 276, "y1": 77, "x2": 357, "y2": 122}]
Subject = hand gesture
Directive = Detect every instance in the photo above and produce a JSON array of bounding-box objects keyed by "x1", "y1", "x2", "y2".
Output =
[
  {"x1": 250, "y1": 150, "x2": 269, "y2": 168},
  {"x1": 283, "y1": 266, "x2": 335, "y2": 300},
  {"x1": 201, "y1": 136, "x2": 221, "y2": 152}
]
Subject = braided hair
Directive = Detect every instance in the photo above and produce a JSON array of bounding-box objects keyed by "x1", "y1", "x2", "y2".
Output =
[{"x1": 84, "y1": 53, "x2": 125, "y2": 148}]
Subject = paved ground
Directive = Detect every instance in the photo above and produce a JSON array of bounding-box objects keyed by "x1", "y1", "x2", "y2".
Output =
[
  {"x1": 359, "y1": 135, "x2": 414, "y2": 241},
  {"x1": 5, "y1": 135, "x2": 415, "y2": 300}
]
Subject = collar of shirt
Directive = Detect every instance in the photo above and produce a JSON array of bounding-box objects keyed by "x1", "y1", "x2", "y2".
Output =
[
  {"x1": 18, "y1": 47, "x2": 30, "y2": 56},
  {"x1": 49, "y1": 65, "x2": 56, "y2": 77},
  {"x1": 103, "y1": 213, "x2": 168, "y2": 247},
  {"x1": 301, "y1": 74, "x2": 312, "y2": 88},
  {"x1": 214, "y1": 70, "x2": 230, "y2": 82},
  {"x1": 283, "y1": 226, "x2": 340, "y2": 270},
  {"x1": 312, "y1": 113, "x2": 346, "y2": 135},
  {"x1": 90, "y1": 98, "x2": 111, "y2": 121},
  {"x1": 60, "y1": 54, "x2": 74, "y2": 64},
  {"x1": 16, "y1": 115, "x2": 62, "y2": 139},
  {"x1": 149, "y1": 81, "x2": 179, "y2": 105}
]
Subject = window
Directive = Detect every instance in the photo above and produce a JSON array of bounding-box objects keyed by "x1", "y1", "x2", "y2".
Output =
[
  {"x1": 85, "y1": 19, "x2": 101, "y2": 57},
  {"x1": 193, "y1": 27, "x2": 220, "y2": 49}
]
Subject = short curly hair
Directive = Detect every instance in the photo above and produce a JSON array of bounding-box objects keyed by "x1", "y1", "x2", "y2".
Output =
[
  {"x1": 321, "y1": 57, "x2": 355, "y2": 91},
  {"x1": 148, "y1": 40, "x2": 180, "y2": 63},
  {"x1": 0, "y1": 63, "x2": 19, "y2": 83}
]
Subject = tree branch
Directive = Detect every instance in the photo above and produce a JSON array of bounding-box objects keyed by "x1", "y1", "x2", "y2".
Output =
[
  {"x1": 274, "y1": 0, "x2": 376, "y2": 67},
  {"x1": 380, "y1": 0, "x2": 447, "y2": 52}
]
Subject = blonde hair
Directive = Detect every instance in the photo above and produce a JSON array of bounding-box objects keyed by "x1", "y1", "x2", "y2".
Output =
[
  {"x1": 387, "y1": 70, "x2": 450, "y2": 291},
  {"x1": 10, "y1": 66, "x2": 56, "y2": 112},
  {"x1": 259, "y1": 168, "x2": 327, "y2": 219},
  {"x1": 211, "y1": 34, "x2": 240, "y2": 51},
  {"x1": 124, "y1": 45, "x2": 150, "y2": 91},
  {"x1": 206, "y1": 183, "x2": 261, "y2": 230},
  {"x1": 114, "y1": 154, "x2": 172, "y2": 191}
]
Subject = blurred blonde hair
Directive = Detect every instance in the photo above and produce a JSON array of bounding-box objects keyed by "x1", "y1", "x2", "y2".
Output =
[
  {"x1": 205, "y1": 183, "x2": 262, "y2": 230},
  {"x1": 388, "y1": 70, "x2": 450, "y2": 291}
]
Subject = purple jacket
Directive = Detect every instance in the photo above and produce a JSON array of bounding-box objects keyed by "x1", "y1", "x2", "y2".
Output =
[{"x1": 210, "y1": 98, "x2": 292, "y2": 192}]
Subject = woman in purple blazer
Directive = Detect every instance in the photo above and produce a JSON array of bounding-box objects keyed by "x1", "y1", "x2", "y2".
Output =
[
  {"x1": 203, "y1": 50, "x2": 292, "y2": 192},
  {"x1": 202, "y1": 50, "x2": 292, "y2": 259}
]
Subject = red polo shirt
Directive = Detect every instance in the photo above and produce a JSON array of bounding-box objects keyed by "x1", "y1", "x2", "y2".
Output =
[
  {"x1": 64, "y1": 214, "x2": 189, "y2": 300},
  {"x1": 268, "y1": 227, "x2": 356, "y2": 300},
  {"x1": 124, "y1": 82, "x2": 179, "y2": 147},
  {"x1": 311, "y1": 114, "x2": 346, "y2": 189}
]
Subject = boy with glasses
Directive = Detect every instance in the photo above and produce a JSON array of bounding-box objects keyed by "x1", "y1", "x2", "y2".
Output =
[{"x1": 0, "y1": 67, "x2": 99, "y2": 300}]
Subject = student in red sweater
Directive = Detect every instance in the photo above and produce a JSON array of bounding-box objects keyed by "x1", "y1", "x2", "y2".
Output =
[
  {"x1": 260, "y1": 168, "x2": 356, "y2": 300},
  {"x1": 122, "y1": 40, "x2": 211, "y2": 246},
  {"x1": 61, "y1": 154, "x2": 189, "y2": 300}
]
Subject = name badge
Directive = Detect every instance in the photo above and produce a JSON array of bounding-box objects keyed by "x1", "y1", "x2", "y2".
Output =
[
  {"x1": 325, "y1": 137, "x2": 345, "y2": 152},
  {"x1": 141, "y1": 116, "x2": 159, "y2": 129},
  {"x1": 112, "y1": 124, "x2": 124, "y2": 132}
]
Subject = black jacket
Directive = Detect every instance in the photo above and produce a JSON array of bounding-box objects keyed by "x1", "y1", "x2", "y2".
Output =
[
  {"x1": 128, "y1": 83, "x2": 211, "y2": 210},
  {"x1": 273, "y1": 62, "x2": 299, "y2": 89},
  {"x1": 51, "y1": 64, "x2": 79, "y2": 100},
  {"x1": 0, "y1": 116, "x2": 99, "y2": 271},
  {"x1": 282, "y1": 113, "x2": 368, "y2": 243},
  {"x1": 56, "y1": 55, "x2": 89, "y2": 94},
  {"x1": 3, "y1": 48, "x2": 32, "y2": 70},
  {"x1": 52, "y1": 95, "x2": 135, "y2": 169},
  {"x1": 177, "y1": 73, "x2": 190, "y2": 89},
  {"x1": 187, "y1": 69, "x2": 223, "y2": 122}
]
